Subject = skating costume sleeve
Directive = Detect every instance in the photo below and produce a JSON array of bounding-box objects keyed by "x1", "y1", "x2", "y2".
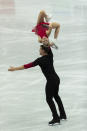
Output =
[
  {"x1": 24, "y1": 62, "x2": 34, "y2": 69},
  {"x1": 24, "y1": 58, "x2": 41, "y2": 69}
]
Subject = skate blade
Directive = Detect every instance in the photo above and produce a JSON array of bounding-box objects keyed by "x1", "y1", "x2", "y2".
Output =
[
  {"x1": 61, "y1": 119, "x2": 67, "y2": 121},
  {"x1": 49, "y1": 122, "x2": 60, "y2": 126}
]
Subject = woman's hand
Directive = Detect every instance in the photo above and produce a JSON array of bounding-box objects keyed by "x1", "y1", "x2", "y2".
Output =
[
  {"x1": 50, "y1": 42, "x2": 54, "y2": 47},
  {"x1": 8, "y1": 66, "x2": 16, "y2": 71}
]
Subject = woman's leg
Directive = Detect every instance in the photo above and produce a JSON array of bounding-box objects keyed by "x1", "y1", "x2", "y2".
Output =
[
  {"x1": 37, "y1": 10, "x2": 48, "y2": 25},
  {"x1": 46, "y1": 22, "x2": 60, "y2": 39}
]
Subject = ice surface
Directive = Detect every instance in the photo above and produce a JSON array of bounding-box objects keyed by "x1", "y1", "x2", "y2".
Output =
[{"x1": 0, "y1": 0, "x2": 87, "y2": 131}]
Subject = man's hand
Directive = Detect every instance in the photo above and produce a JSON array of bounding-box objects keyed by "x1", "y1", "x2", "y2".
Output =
[
  {"x1": 8, "y1": 66, "x2": 16, "y2": 71},
  {"x1": 8, "y1": 65, "x2": 24, "y2": 71}
]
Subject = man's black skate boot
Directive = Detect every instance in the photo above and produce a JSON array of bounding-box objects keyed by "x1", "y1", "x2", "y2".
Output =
[
  {"x1": 49, "y1": 117, "x2": 60, "y2": 126},
  {"x1": 60, "y1": 115, "x2": 67, "y2": 120}
]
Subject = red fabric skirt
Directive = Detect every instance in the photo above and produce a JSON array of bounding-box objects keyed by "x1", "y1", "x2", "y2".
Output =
[{"x1": 32, "y1": 22, "x2": 49, "y2": 38}]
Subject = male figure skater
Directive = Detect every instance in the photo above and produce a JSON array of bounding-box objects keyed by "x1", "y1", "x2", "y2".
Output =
[{"x1": 8, "y1": 45, "x2": 67, "y2": 126}]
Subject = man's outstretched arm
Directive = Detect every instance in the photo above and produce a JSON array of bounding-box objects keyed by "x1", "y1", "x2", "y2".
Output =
[
  {"x1": 8, "y1": 62, "x2": 34, "y2": 71},
  {"x1": 8, "y1": 65, "x2": 24, "y2": 71},
  {"x1": 8, "y1": 58, "x2": 41, "y2": 72}
]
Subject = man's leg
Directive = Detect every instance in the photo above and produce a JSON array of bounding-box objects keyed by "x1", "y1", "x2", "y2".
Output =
[
  {"x1": 54, "y1": 91, "x2": 67, "y2": 119},
  {"x1": 45, "y1": 83, "x2": 59, "y2": 119},
  {"x1": 46, "y1": 95, "x2": 59, "y2": 119}
]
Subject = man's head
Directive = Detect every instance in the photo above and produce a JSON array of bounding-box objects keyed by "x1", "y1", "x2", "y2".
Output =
[{"x1": 39, "y1": 45, "x2": 51, "y2": 56}]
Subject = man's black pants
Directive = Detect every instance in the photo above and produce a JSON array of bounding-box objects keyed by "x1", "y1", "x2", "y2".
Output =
[{"x1": 45, "y1": 75, "x2": 66, "y2": 119}]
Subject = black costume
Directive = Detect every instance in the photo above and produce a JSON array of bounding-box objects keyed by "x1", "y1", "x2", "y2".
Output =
[{"x1": 24, "y1": 48, "x2": 66, "y2": 120}]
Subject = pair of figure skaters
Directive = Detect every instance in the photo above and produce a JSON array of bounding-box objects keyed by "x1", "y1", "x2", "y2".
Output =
[{"x1": 8, "y1": 10, "x2": 67, "y2": 126}]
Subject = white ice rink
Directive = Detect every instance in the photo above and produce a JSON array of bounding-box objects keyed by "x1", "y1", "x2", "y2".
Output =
[{"x1": 0, "y1": 0, "x2": 87, "y2": 131}]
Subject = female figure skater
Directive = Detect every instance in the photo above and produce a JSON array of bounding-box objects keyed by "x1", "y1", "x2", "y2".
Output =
[
  {"x1": 32, "y1": 10, "x2": 60, "y2": 49},
  {"x1": 8, "y1": 45, "x2": 67, "y2": 126}
]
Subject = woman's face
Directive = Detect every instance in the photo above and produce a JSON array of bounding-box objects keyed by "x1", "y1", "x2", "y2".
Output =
[{"x1": 42, "y1": 37, "x2": 49, "y2": 45}]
